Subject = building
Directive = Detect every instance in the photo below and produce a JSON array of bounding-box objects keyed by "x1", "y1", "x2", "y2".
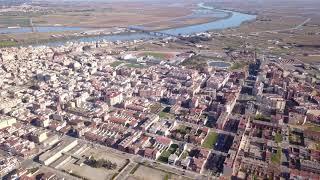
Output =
[
  {"x1": 216, "y1": 112, "x2": 229, "y2": 129},
  {"x1": 168, "y1": 154, "x2": 178, "y2": 165},
  {"x1": 206, "y1": 72, "x2": 230, "y2": 90},
  {"x1": 0, "y1": 116, "x2": 17, "y2": 129},
  {"x1": 257, "y1": 94, "x2": 286, "y2": 111},
  {"x1": 300, "y1": 160, "x2": 320, "y2": 174},
  {"x1": 304, "y1": 129, "x2": 320, "y2": 141},
  {"x1": 104, "y1": 91, "x2": 123, "y2": 106},
  {"x1": 29, "y1": 130, "x2": 48, "y2": 143},
  {"x1": 39, "y1": 137, "x2": 78, "y2": 165}
]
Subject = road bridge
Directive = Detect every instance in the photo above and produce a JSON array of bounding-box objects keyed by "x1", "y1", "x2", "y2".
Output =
[{"x1": 128, "y1": 26, "x2": 180, "y2": 38}]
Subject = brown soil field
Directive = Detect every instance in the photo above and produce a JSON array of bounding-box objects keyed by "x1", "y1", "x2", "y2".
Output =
[{"x1": 30, "y1": 0, "x2": 201, "y2": 28}]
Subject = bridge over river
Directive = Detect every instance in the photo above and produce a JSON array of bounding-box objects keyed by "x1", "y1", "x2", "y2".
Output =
[{"x1": 128, "y1": 26, "x2": 180, "y2": 38}]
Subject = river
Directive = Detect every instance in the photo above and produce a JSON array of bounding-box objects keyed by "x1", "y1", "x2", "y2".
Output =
[{"x1": 0, "y1": 3, "x2": 256, "y2": 47}]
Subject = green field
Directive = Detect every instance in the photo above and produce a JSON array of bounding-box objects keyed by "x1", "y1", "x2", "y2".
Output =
[
  {"x1": 0, "y1": 41, "x2": 17, "y2": 47},
  {"x1": 110, "y1": 61, "x2": 145, "y2": 69},
  {"x1": 141, "y1": 52, "x2": 169, "y2": 59},
  {"x1": 274, "y1": 133, "x2": 283, "y2": 143},
  {"x1": 201, "y1": 132, "x2": 218, "y2": 149},
  {"x1": 158, "y1": 111, "x2": 173, "y2": 119},
  {"x1": 271, "y1": 147, "x2": 282, "y2": 164}
]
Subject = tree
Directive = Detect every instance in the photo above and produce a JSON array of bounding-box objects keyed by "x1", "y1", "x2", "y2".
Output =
[{"x1": 85, "y1": 157, "x2": 117, "y2": 170}]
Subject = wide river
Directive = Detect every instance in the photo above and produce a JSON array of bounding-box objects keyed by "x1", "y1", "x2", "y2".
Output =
[{"x1": 0, "y1": 3, "x2": 256, "y2": 46}]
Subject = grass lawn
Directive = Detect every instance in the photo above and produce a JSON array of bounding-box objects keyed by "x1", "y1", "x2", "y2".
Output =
[
  {"x1": 141, "y1": 52, "x2": 170, "y2": 59},
  {"x1": 158, "y1": 111, "x2": 173, "y2": 119},
  {"x1": 0, "y1": 41, "x2": 17, "y2": 47},
  {"x1": 274, "y1": 133, "x2": 283, "y2": 143},
  {"x1": 201, "y1": 132, "x2": 218, "y2": 149},
  {"x1": 254, "y1": 114, "x2": 271, "y2": 122},
  {"x1": 271, "y1": 147, "x2": 281, "y2": 164}
]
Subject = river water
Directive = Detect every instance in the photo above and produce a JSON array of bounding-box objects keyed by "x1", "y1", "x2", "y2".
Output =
[{"x1": 161, "y1": 3, "x2": 256, "y2": 36}]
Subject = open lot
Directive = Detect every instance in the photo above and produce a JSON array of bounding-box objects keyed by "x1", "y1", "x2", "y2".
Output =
[
  {"x1": 128, "y1": 164, "x2": 185, "y2": 180},
  {"x1": 130, "y1": 165, "x2": 168, "y2": 180},
  {"x1": 60, "y1": 147, "x2": 128, "y2": 180}
]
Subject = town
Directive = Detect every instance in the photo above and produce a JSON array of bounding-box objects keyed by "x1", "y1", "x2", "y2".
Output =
[{"x1": 0, "y1": 27, "x2": 319, "y2": 180}]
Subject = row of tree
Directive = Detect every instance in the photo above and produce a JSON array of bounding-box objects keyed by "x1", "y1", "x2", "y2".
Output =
[{"x1": 85, "y1": 157, "x2": 117, "y2": 170}]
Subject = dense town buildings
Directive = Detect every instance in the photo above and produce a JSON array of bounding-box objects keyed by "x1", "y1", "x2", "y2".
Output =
[{"x1": 0, "y1": 32, "x2": 319, "y2": 180}]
